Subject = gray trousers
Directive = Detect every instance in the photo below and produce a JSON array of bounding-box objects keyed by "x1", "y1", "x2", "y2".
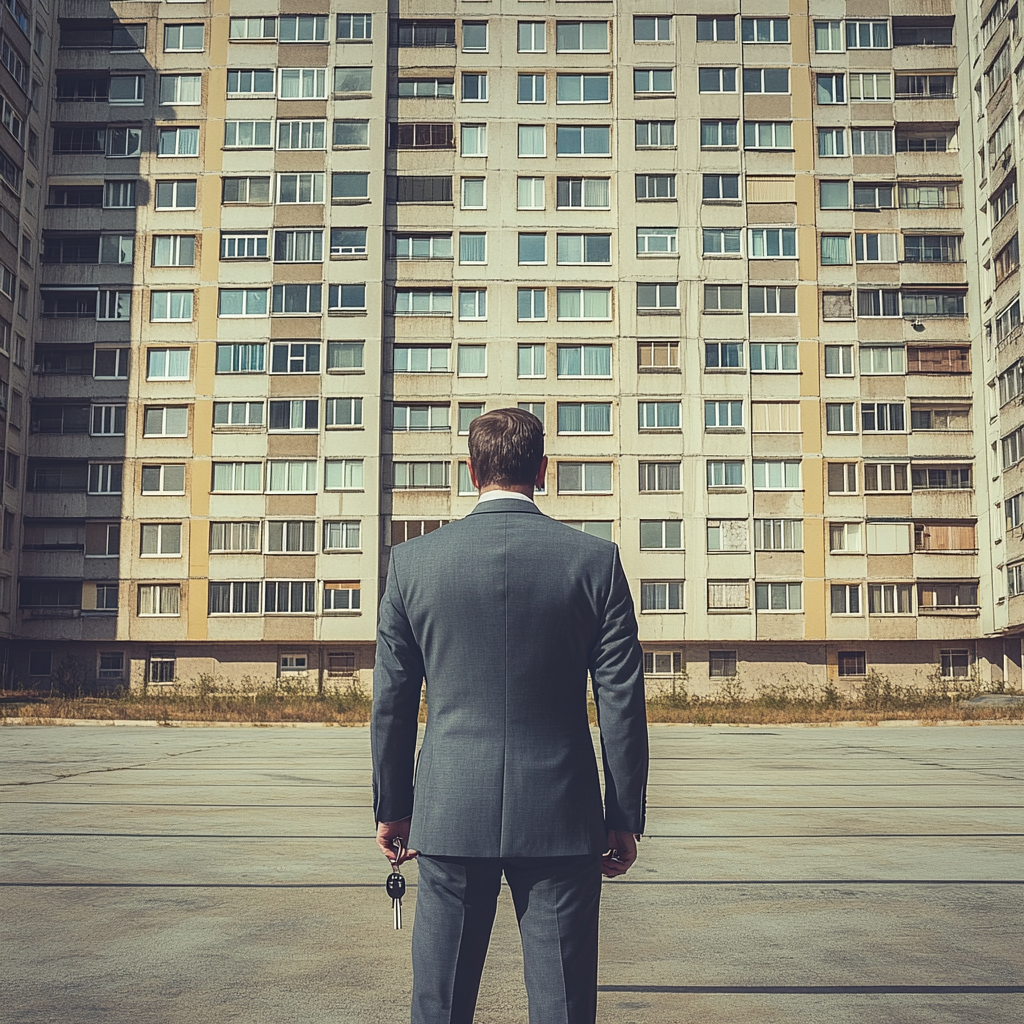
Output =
[{"x1": 411, "y1": 853, "x2": 603, "y2": 1024}]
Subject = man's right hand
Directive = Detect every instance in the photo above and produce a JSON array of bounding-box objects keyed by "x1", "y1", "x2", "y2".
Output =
[
  {"x1": 601, "y1": 831, "x2": 638, "y2": 877},
  {"x1": 376, "y1": 818, "x2": 419, "y2": 865}
]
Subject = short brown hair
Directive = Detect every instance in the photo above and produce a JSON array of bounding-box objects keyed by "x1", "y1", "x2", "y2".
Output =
[{"x1": 468, "y1": 408, "x2": 544, "y2": 488}]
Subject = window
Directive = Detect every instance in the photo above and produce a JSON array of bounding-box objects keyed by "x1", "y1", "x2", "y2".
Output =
[
  {"x1": 457, "y1": 345, "x2": 487, "y2": 376},
  {"x1": 914, "y1": 523, "x2": 977, "y2": 552},
  {"x1": 147, "y1": 349, "x2": 190, "y2": 381},
  {"x1": 519, "y1": 22, "x2": 546, "y2": 52},
  {"x1": 752, "y1": 402, "x2": 800, "y2": 433},
  {"x1": 918, "y1": 583, "x2": 978, "y2": 610},
  {"x1": 108, "y1": 75, "x2": 145, "y2": 105},
  {"x1": 557, "y1": 403, "x2": 611, "y2": 435},
  {"x1": 635, "y1": 17, "x2": 671, "y2": 42},
  {"x1": 864, "y1": 463, "x2": 909, "y2": 493},
  {"x1": 518, "y1": 178, "x2": 545, "y2": 211},
  {"x1": 517, "y1": 290, "x2": 547, "y2": 323},
  {"x1": 865, "y1": 522, "x2": 912, "y2": 555},
  {"x1": 827, "y1": 521, "x2": 863, "y2": 554},
  {"x1": 558, "y1": 177, "x2": 610, "y2": 209},
  {"x1": 138, "y1": 585, "x2": 180, "y2": 618},
  {"x1": 458, "y1": 290, "x2": 487, "y2": 321},
  {"x1": 851, "y1": 129, "x2": 894, "y2": 155},
  {"x1": 995, "y1": 237, "x2": 1020, "y2": 284},
  {"x1": 998, "y1": 363, "x2": 1024, "y2": 406},
  {"x1": 272, "y1": 284, "x2": 321, "y2": 315},
  {"x1": 268, "y1": 400, "x2": 318, "y2": 434},
  {"x1": 826, "y1": 463, "x2": 858, "y2": 496},
  {"x1": 939, "y1": 649, "x2": 970, "y2": 679},
  {"x1": 837, "y1": 651, "x2": 866, "y2": 677},
  {"x1": 557, "y1": 345, "x2": 611, "y2": 378},
  {"x1": 392, "y1": 404, "x2": 448, "y2": 433},
  {"x1": 749, "y1": 343, "x2": 798, "y2": 374},
  {"x1": 753, "y1": 460, "x2": 800, "y2": 490},
  {"x1": 697, "y1": 17, "x2": 735, "y2": 41},
  {"x1": 997, "y1": 300, "x2": 1022, "y2": 343},
  {"x1": 749, "y1": 287, "x2": 796, "y2": 315},
  {"x1": 860, "y1": 346, "x2": 906, "y2": 375},
  {"x1": 832, "y1": 586, "x2": 862, "y2": 616},
  {"x1": 324, "y1": 583, "x2": 361, "y2": 612},
  {"x1": 558, "y1": 462, "x2": 612, "y2": 494},
  {"x1": 325, "y1": 398, "x2": 363, "y2": 428},
  {"x1": 395, "y1": 289, "x2": 452, "y2": 316},
  {"x1": 1010, "y1": 564, "x2": 1024, "y2": 598},
  {"x1": 744, "y1": 68, "x2": 789, "y2": 94},
  {"x1": 642, "y1": 581, "x2": 684, "y2": 612},
  {"x1": 640, "y1": 521, "x2": 683, "y2": 550},
  {"x1": 847, "y1": 21, "x2": 889, "y2": 48},
  {"x1": 518, "y1": 404, "x2": 545, "y2": 432},
  {"x1": 634, "y1": 120, "x2": 676, "y2": 149},
  {"x1": 911, "y1": 407, "x2": 971, "y2": 432},
  {"x1": 705, "y1": 401, "x2": 743, "y2": 429},
  {"x1": 160, "y1": 76, "x2": 201, "y2": 107},
  {"x1": 221, "y1": 177, "x2": 270, "y2": 205},
  {"x1": 325, "y1": 460, "x2": 364, "y2": 491},
  {"x1": 264, "y1": 521, "x2": 316, "y2": 554},
  {"x1": 207, "y1": 581, "x2": 261, "y2": 616},
  {"x1": 455, "y1": 404, "x2": 483, "y2": 436},
  {"x1": 218, "y1": 289, "x2": 268, "y2": 317},
  {"x1": 277, "y1": 120, "x2": 326, "y2": 152},
  {"x1": 707, "y1": 461, "x2": 744, "y2": 488},
  {"x1": 270, "y1": 343, "x2": 320, "y2": 374},
  {"x1": 698, "y1": 68, "x2": 736, "y2": 93},
  {"x1": 742, "y1": 18, "x2": 788, "y2": 43},
  {"x1": 992, "y1": 179, "x2": 1017, "y2": 224},
  {"x1": 707, "y1": 520, "x2": 748, "y2": 552},
  {"x1": 756, "y1": 583, "x2": 802, "y2": 612},
  {"x1": 518, "y1": 125, "x2": 546, "y2": 157},
  {"x1": 820, "y1": 235, "x2": 852, "y2": 266},
  {"x1": 143, "y1": 406, "x2": 188, "y2": 438},
  {"x1": 912, "y1": 466, "x2": 971, "y2": 491},
  {"x1": 636, "y1": 228, "x2": 677, "y2": 256},
  {"x1": 556, "y1": 125, "x2": 610, "y2": 156},
  {"x1": 322, "y1": 521, "x2": 361, "y2": 553},
  {"x1": 156, "y1": 180, "x2": 196, "y2": 210},
  {"x1": 753, "y1": 519, "x2": 801, "y2": 553},
  {"x1": 744, "y1": 121, "x2": 793, "y2": 149},
  {"x1": 857, "y1": 289, "x2": 901, "y2": 318},
  {"x1": 278, "y1": 173, "x2": 324, "y2": 204},
  {"x1": 903, "y1": 291, "x2": 965, "y2": 318},
  {"x1": 854, "y1": 233, "x2": 898, "y2": 263},
  {"x1": 749, "y1": 228, "x2": 796, "y2": 258},
  {"x1": 265, "y1": 461, "x2": 316, "y2": 494},
  {"x1": 389, "y1": 123, "x2": 453, "y2": 150},
  {"x1": 461, "y1": 21, "x2": 487, "y2": 52},
  {"x1": 461, "y1": 124, "x2": 487, "y2": 157},
  {"x1": 555, "y1": 21, "x2": 608, "y2": 52},
  {"x1": 391, "y1": 461, "x2": 450, "y2": 490},
  {"x1": 634, "y1": 69, "x2": 673, "y2": 95},
  {"x1": 518, "y1": 74, "x2": 544, "y2": 104},
  {"x1": 333, "y1": 121, "x2": 369, "y2": 149},
  {"x1": 703, "y1": 175, "x2": 740, "y2": 201},
  {"x1": 861, "y1": 403, "x2": 905, "y2": 433},
  {"x1": 454, "y1": 233, "x2": 485, "y2": 265},
  {"x1": 138, "y1": 464, "x2": 184, "y2": 496},
  {"x1": 213, "y1": 402, "x2": 263, "y2": 428},
  {"x1": 278, "y1": 68, "x2": 327, "y2": 100},
  {"x1": 518, "y1": 344, "x2": 546, "y2": 378},
  {"x1": 140, "y1": 523, "x2": 181, "y2": 558},
  {"x1": 264, "y1": 581, "x2": 315, "y2": 614},
  {"x1": 558, "y1": 74, "x2": 610, "y2": 104},
  {"x1": 152, "y1": 236, "x2": 195, "y2": 267},
  {"x1": 818, "y1": 128, "x2": 846, "y2": 157},
  {"x1": 331, "y1": 229, "x2": 367, "y2": 257},
  {"x1": 708, "y1": 581, "x2": 748, "y2": 611},
  {"x1": 893, "y1": 21, "x2": 953, "y2": 47},
  {"x1": 641, "y1": 462, "x2": 681, "y2": 492},
  {"x1": 164, "y1": 23, "x2": 203, "y2": 51},
  {"x1": 709, "y1": 650, "x2": 737, "y2": 678},
  {"x1": 703, "y1": 229, "x2": 741, "y2": 255},
  {"x1": 817, "y1": 74, "x2": 845, "y2": 104},
  {"x1": 705, "y1": 342, "x2": 744, "y2": 368},
  {"x1": 336, "y1": 13, "x2": 371, "y2": 40},
  {"x1": 704, "y1": 285, "x2": 743, "y2": 312},
  {"x1": 639, "y1": 402, "x2": 681, "y2": 430},
  {"x1": 274, "y1": 230, "x2": 323, "y2": 264},
  {"x1": 636, "y1": 175, "x2": 675, "y2": 201},
  {"x1": 556, "y1": 289, "x2": 611, "y2": 320}
]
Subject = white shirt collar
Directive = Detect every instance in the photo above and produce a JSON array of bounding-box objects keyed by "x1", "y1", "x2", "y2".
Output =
[{"x1": 476, "y1": 489, "x2": 536, "y2": 505}]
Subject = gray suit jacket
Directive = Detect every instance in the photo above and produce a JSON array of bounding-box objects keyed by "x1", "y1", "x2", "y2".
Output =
[{"x1": 372, "y1": 499, "x2": 648, "y2": 858}]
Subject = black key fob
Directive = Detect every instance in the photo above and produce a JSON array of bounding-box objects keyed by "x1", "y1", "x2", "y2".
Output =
[{"x1": 386, "y1": 871, "x2": 406, "y2": 900}]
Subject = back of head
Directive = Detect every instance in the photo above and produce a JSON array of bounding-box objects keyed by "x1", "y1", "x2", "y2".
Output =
[{"x1": 468, "y1": 408, "x2": 544, "y2": 489}]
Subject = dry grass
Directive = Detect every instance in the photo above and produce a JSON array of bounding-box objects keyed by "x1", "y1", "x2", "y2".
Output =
[{"x1": 2, "y1": 674, "x2": 1022, "y2": 726}]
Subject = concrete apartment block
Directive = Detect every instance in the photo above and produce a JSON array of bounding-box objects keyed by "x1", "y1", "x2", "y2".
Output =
[{"x1": 0, "y1": 0, "x2": 1020, "y2": 696}]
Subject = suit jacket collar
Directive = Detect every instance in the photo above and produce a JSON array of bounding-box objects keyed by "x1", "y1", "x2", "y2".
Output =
[{"x1": 469, "y1": 498, "x2": 545, "y2": 516}]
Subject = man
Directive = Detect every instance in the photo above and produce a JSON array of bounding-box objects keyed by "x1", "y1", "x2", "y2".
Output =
[{"x1": 372, "y1": 408, "x2": 648, "y2": 1024}]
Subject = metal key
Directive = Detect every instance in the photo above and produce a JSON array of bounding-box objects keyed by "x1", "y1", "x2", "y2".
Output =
[{"x1": 386, "y1": 838, "x2": 407, "y2": 929}]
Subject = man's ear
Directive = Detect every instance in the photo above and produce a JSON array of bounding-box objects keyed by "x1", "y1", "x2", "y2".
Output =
[
  {"x1": 468, "y1": 460, "x2": 480, "y2": 489},
  {"x1": 536, "y1": 456, "x2": 548, "y2": 489}
]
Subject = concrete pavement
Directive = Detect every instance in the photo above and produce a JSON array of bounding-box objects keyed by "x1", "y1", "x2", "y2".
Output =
[{"x1": 1, "y1": 723, "x2": 1022, "y2": 1023}]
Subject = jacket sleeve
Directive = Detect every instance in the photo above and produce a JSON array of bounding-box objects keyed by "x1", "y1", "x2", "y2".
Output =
[
  {"x1": 371, "y1": 550, "x2": 425, "y2": 824},
  {"x1": 588, "y1": 547, "x2": 649, "y2": 834}
]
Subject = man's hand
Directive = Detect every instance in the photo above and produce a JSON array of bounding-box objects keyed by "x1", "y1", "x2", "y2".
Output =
[
  {"x1": 602, "y1": 830, "x2": 638, "y2": 878},
  {"x1": 376, "y1": 818, "x2": 419, "y2": 865}
]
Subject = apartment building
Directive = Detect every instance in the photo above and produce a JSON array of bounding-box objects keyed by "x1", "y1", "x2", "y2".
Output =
[{"x1": 3, "y1": 0, "x2": 1021, "y2": 695}]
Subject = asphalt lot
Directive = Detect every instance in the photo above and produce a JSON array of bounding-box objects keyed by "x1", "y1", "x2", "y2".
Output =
[{"x1": 1, "y1": 722, "x2": 1022, "y2": 1024}]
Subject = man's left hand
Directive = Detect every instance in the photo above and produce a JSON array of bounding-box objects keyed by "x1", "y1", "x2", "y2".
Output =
[
  {"x1": 377, "y1": 818, "x2": 419, "y2": 865},
  {"x1": 602, "y1": 830, "x2": 638, "y2": 877}
]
